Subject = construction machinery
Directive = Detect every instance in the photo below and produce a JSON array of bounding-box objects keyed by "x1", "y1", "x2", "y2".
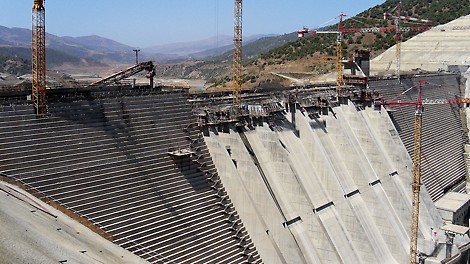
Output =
[
  {"x1": 375, "y1": 81, "x2": 470, "y2": 264},
  {"x1": 32, "y1": 0, "x2": 47, "y2": 117},
  {"x1": 299, "y1": 11, "x2": 432, "y2": 93},
  {"x1": 298, "y1": 13, "x2": 347, "y2": 93},
  {"x1": 335, "y1": 14, "x2": 346, "y2": 90},
  {"x1": 298, "y1": 13, "x2": 431, "y2": 94},
  {"x1": 375, "y1": 80, "x2": 425, "y2": 264},
  {"x1": 384, "y1": 0, "x2": 432, "y2": 81},
  {"x1": 233, "y1": 0, "x2": 242, "y2": 106},
  {"x1": 88, "y1": 61, "x2": 156, "y2": 88}
]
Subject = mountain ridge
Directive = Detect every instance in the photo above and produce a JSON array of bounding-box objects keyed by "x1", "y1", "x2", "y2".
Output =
[
  {"x1": 0, "y1": 25, "x2": 278, "y2": 70},
  {"x1": 145, "y1": 34, "x2": 276, "y2": 57}
]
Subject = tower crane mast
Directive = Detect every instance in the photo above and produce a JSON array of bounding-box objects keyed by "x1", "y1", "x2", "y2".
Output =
[
  {"x1": 32, "y1": 0, "x2": 47, "y2": 117},
  {"x1": 298, "y1": 14, "x2": 346, "y2": 94},
  {"x1": 375, "y1": 81, "x2": 425, "y2": 264},
  {"x1": 335, "y1": 14, "x2": 346, "y2": 91},
  {"x1": 233, "y1": 0, "x2": 242, "y2": 106},
  {"x1": 395, "y1": 1, "x2": 402, "y2": 82},
  {"x1": 409, "y1": 82, "x2": 423, "y2": 264}
]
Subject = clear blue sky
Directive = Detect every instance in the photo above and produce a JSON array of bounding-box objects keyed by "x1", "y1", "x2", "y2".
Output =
[{"x1": 1, "y1": 0, "x2": 385, "y2": 47}]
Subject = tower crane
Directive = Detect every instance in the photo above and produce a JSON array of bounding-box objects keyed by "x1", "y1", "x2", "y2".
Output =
[
  {"x1": 298, "y1": 14, "x2": 431, "y2": 95},
  {"x1": 375, "y1": 82, "x2": 470, "y2": 264},
  {"x1": 335, "y1": 14, "x2": 346, "y2": 91},
  {"x1": 378, "y1": 81, "x2": 425, "y2": 264},
  {"x1": 32, "y1": 0, "x2": 47, "y2": 117},
  {"x1": 383, "y1": 0, "x2": 432, "y2": 81},
  {"x1": 298, "y1": 13, "x2": 347, "y2": 94},
  {"x1": 233, "y1": 0, "x2": 242, "y2": 107}
]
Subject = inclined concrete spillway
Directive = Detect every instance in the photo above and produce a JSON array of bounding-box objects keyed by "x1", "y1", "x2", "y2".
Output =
[
  {"x1": 0, "y1": 75, "x2": 469, "y2": 263},
  {"x1": 202, "y1": 85, "x2": 469, "y2": 263}
]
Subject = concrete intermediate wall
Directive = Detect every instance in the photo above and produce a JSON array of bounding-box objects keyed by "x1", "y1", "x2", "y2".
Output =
[
  {"x1": 205, "y1": 127, "x2": 307, "y2": 264},
  {"x1": 205, "y1": 101, "x2": 469, "y2": 263}
]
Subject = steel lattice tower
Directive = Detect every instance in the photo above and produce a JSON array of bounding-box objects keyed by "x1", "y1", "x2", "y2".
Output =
[
  {"x1": 233, "y1": 0, "x2": 242, "y2": 106},
  {"x1": 395, "y1": 1, "x2": 402, "y2": 82},
  {"x1": 32, "y1": 0, "x2": 47, "y2": 117},
  {"x1": 335, "y1": 13, "x2": 347, "y2": 93},
  {"x1": 409, "y1": 81, "x2": 424, "y2": 264}
]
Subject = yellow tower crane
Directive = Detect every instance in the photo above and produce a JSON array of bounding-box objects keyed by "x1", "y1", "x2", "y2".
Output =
[
  {"x1": 32, "y1": 0, "x2": 47, "y2": 117},
  {"x1": 409, "y1": 83, "x2": 424, "y2": 264},
  {"x1": 298, "y1": 14, "x2": 346, "y2": 95},
  {"x1": 335, "y1": 14, "x2": 346, "y2": 90},
  {"x1": 375, "y1": 81, "x2": 424, "y2": 264},
  {"x1": 376, "y1": 81, "x2": 470, "y2": 262},
  {"x1": 298, "y1": 5, "x2": 434, "y2": 98},
  {"x1": 376, "y1": 81, "x2": 470, "y2": 263},
  {"x1": 233, "y1": 0, "x2": 242, "y2": 107}
]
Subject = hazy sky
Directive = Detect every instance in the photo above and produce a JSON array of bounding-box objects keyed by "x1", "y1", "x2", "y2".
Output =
[{"x1": 1, "y1": 0, "x2": 385, "y2": 47}]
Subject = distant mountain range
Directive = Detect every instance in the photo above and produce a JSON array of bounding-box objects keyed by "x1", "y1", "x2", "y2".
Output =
[
  {"x1": 0, "y1": 26, "x2": 137, "y2": 66},
  {"x1": 0, "y1": 25, "x2": 278, "y2": 71},
  {"x1": 145, "y1": 34, "x2": 276, "y2": 59}
]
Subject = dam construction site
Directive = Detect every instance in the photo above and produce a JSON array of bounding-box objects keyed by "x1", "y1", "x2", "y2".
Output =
[{"x1": 2, "y1": 1, "x2": 470, "y2": 264}]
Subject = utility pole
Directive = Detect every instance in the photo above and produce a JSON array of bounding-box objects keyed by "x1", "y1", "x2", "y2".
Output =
[
  {"x1": 233, "y1": 0, "x2": 242, "y2": 106},
  {"x1": 133, "y1": 49, "x2": 140, "y2": 65},
  {"x1": 32, "y1": 0, "x2": 47, "y2": 117}
]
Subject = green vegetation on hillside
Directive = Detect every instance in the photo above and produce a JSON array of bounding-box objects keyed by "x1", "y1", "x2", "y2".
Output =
[
  {"x1": 254, "y1": 0, "x2": 470, "y2": 65},
  {"x1": 258, "y1": 35, "x2": 337, "y2": 64},
  {"x1": 368, "y1": 0, "x2": 470, "y2": 25},
  {"x1": 202, "y1": 33, "x2": 299, "y2": 65}
]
